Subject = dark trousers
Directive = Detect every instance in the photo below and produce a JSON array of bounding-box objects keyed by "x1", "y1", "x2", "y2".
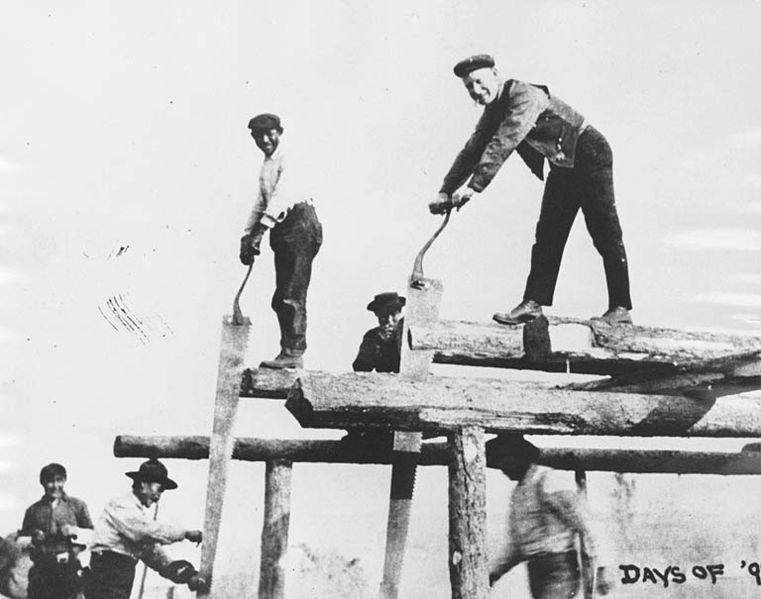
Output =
[
  {"x1": 523, "y1": 126, "x2": 632, "y2": 309},
  {"x1": 84, "y1": 552, "x2": 137, "y2": 599},
  {"x1": 27, "y1": 556, "x2": 84, "y2": 599},
  {"x1": 269, "y1": 202, "x2": 322, "y2": 355},
  {"x1": 527, "y1": 551, "x2": 580, "y2": 599}
]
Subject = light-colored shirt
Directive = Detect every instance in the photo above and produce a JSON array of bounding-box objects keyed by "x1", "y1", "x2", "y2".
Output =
[
  {"x1": 499, "y1": 465, "x2": 597, "y2": 568},
  {"x1": 90, "y1": 492, "x2": 187, "y2": 559},
  {"x1": 245, "y1": 142, "x2": 310, "y2": 232}
]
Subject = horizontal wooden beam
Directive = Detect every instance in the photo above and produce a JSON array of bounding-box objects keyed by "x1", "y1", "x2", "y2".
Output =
[
  {"x1": 284, "y1": 371, "x2": 761, "y2": 437},
  {"x1": 240, "y1": 368, "x2": 298, "y2": 398},
  {"x1": 409, "y1": 318, "x2": 761, "y2": 375},
  {"x1": 114, "y1": 435, "x2": 761, "y2": 475},
  {"x1": 114, "y1": 435, "x2": 451, "y2": 466},
  {"x1": 569, "y1": 351, "x2": 761, "y2": 397}
]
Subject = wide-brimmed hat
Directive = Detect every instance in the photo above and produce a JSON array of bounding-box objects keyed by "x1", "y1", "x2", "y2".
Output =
[
  {"x1": 366, "y1": 292, "x2": 406, "y2": 313},
  {"x1": 125, "y1": 458, "x2": 178, "y2": 490},
  {"x1": 453, "y1": 54, "x2": 496, "y2": 78}
]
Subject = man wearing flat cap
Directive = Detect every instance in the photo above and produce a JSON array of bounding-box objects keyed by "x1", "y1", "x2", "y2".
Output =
[
  {"x1": 239, "y1": 112, "x2": 323, "y2": 369},
  {"x1": 86, "y1": 459, "x2": 205, "y2": 598},
  {"x1": 486, "y1": 435, "x2": 611, "y2": 598},
  {"x1": 352, "y1": 292, "x2": 406, "y2": 373},
  {"x1": 432, "y1": 54, "x2": 633, "y2": 326}
]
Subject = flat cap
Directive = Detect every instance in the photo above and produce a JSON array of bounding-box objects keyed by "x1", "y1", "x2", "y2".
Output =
[
  {"x1": 248, "y1": 113, "x2": 282, "y2": 132},
  {"x1": 453, "y1": 54, "x2": 496, "y2": 78},
  {"x1": 367, "y1": 291, "x2": 406, "y2": 313},
  {"x1": 485, "y1": 434, "x2": 540, "y2": 463}
]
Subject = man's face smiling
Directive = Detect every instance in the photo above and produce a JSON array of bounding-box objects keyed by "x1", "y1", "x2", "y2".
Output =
[
  {"x1": 251, "y1": 127, "x2": 281, "y2": 157},
  {"x1": 462, "y1": 67, "x2": 501, "y2": 106},
  {"x1": 43, "y1": 475, "x2": 66, "y2": 500}
]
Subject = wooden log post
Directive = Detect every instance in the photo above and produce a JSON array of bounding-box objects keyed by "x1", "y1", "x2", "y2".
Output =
[
  {"x1": 259, "y1": 459, "x2": 293, "y2": 599},
  {"x1": 448, "y1": 426, "x2": 488, "y2": 599}
]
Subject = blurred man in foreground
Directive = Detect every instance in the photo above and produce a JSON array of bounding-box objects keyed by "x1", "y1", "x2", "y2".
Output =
[{"x1": 487, "y1": 435, "x2": 611, "y2": 598}]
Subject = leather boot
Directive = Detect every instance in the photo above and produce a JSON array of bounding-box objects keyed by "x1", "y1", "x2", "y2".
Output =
[
  {"x1": 259, "y1": 351, "x2": 304, "y2": 369},
  {"x1": 595, "y1": 307, "x2": 633, "y2": 325},
  {"x1": 493, "y1": 299, "x2": 543, "y2": 325}
]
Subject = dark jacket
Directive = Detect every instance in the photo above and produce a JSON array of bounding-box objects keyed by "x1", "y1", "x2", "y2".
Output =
[
  {"x1": 440, "y1": 79, "x2": 586, "y2": 194},
  {"x1": 21, "y1": 493, "x2": 93, "y2": 557},
  {"x1": 352, "y1": 319, "x2": 404, "y2": 373}
]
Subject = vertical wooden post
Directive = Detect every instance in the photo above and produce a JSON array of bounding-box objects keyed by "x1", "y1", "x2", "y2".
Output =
[
  {"x1": 258, "y1": 459, "x2": 293, "y2": 599},
  {"x1": 575, "y1": 469, "x2": 594, "y2": 599},
  {"x1": 448, "y1": 426, "x2": 489, "y2": 599}
]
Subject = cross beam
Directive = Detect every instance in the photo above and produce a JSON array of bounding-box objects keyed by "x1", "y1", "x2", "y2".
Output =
[
  {"x1": 284, "y1": 371, "x2": 761, "y2": 437},
  {"x1": 114, "y1": 435, "x2": 761, "y2": 475},
  {"x1": 409, "y1": 317, "x2": 761, "y2": 375}
]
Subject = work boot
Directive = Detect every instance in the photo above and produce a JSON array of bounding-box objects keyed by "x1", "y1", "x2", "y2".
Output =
[
  {"x1": 493, "y1": 300, "x2": 543, "y2": 325},
  {"x1": 259, "y1": 352, "x2": 304, "y2": 369},
  {"x1": 595, "y1": 307, "x2": 633, "y2": 325}
]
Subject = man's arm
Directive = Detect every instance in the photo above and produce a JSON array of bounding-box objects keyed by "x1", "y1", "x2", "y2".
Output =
[
  {"x1": 468, "y1": 82, "x2": 549, "y2": 193},
  {"x1": 259, "y1": 152, "x2": 303, "y2": 229},
  {"x1": 440, "y1": 120, "x2": 489, "y2": 197},
  {"x1": 352, "y1": 330, "x2": 381, "y2": 372},
  {"x1": 75, "y1": 498, "x2": 94, "y2": 529},
  {"x1": 104, "y1": 499, "x2": 188, "y2": 546},
  {"x1": 19, "y1": 506, "x2": 36, "y2": 537},
  {"x1": 489, "y1": 539, "x2": 520, "y2": 586},
  {"x1": 544, "y1": 488, "x2": 597, "y2": 558}
]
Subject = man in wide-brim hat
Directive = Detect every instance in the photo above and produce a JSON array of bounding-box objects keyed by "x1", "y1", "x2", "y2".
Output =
[
  {"x1": 352, "y1": 291, "x2": 406, "y2": 373},
  {"x1": 86, "y1": 459, "x2": 205, "y2": 598}
]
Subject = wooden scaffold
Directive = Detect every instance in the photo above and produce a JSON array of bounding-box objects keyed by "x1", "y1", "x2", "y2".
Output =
[{"x1": 113, "y1": 219, "x2": 761, "y2": 598}]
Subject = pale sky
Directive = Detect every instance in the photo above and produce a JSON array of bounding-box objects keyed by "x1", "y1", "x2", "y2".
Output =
[{"x1": 2, "y1": 1, "x2": 761, "y2": 596}]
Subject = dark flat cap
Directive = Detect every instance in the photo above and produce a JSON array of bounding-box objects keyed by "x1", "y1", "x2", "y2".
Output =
[
  {"x1": 248, "y1": 113, "x2": 282, "y2": 132},
  {"x1": 453, "y1": 54, "x2": 496, "y2": 78},
  {"x1": 367, "y1": 292, "x2": 406, "y2": 313},
  {"x1": 485, "y1": 434, "x2": 540, "y2": 463}
]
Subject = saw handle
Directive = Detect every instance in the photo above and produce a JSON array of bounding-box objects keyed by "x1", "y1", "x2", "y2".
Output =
[
  {"x1": 411, "y1": 209, "x2": 452, "y2": 287},
  {"x1": 231, "y1": 262, "x2": 254, "y2": 325}
]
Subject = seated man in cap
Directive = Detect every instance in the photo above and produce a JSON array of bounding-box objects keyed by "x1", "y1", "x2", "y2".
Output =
[
  {"x1": 18, "y1": 463, "x2": 93, "y2": 599},
  {"x1": 239, "y1": 112, "x2": 323, "y2": 369},
  {"x1": 86, "y1": 459, "x2": 205, "y2": 598},
  {"x1": 431, "y1": 54, "x2": 632, "y2": 325},
  {"x1": 487, "y1": 435, "x2": 611, "y2": 598},
  {"x1": 352, "y1": 292, "x2": 406, "y2": 373}
]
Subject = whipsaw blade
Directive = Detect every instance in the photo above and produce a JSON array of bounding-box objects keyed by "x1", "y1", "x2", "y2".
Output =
[
  {"x1": 379, "y1": 277, "x2": 443, "y2": 599},
  {"x1": 575, "y1": 470, "x2": 596, "y2": 599},
  {"x1": 198, "y1": 315, "x2": 251, "y2": 598}
]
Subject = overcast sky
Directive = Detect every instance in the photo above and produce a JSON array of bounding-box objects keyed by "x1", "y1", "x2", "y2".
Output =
[{"x1": 2, "y1": 1, "x2": 761, "y2": 595}]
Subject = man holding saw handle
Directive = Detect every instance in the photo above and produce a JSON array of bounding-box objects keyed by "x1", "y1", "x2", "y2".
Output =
[
  {"x1": 239, "y1": 112, "x2": 323, "y2": 369},
  {"x1": 431, "y1": 54, "x2": 633, "y2": 325}
]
